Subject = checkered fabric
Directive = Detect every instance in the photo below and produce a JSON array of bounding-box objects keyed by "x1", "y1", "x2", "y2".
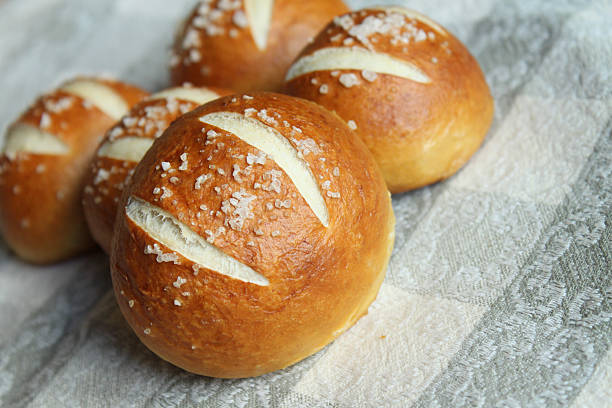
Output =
[{"x1": 0, "y1": 0, "x2": 610, "y2": 406}]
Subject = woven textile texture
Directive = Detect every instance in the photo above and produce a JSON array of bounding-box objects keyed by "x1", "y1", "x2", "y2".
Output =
[{"x1": 0, "y1": 0, "x2": 610, "y2": 407}]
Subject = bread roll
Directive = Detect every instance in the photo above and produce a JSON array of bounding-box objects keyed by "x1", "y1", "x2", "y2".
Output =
[
  {"x1": 170, "y1": 0, "x2": 349, "y2": 92},
  {"x1": 111, "y1": 92, "x2": 395, "y2": 378},
  {"x1": 0, "y1": 77, "x2": 148, "y2": 264},
  {"x1": 285, "y1": 7, "x2": 494, "y2": 193},
  {"x1": 83, "y1": 85, "x2": 231, "y2": 254}
]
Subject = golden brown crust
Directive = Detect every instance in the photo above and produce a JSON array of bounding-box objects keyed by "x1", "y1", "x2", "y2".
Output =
[
  {"x1": 83, "y1": 86, "x2": 233, "y2": 254},
  {"x1": 170, "y1": 0, "x2": 349, "y2": 92},
  {"x1": 83, "y1": 158, "x2": 136, "y2": 255},
  {"x1": 284, "y1": 8, "x2": 494, "y2": 193},
  {"x1": 111, "y1": 92, "x2": 395, "y2": 378},
  {"x1": 0, "y1": 77, "x2": 148, "y2": 264}
]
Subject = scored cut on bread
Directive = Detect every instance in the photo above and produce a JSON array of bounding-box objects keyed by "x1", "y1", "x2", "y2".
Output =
[
  {"x1": 126, "y1": 196, "x2": 269, "y2": 286},
  {"x1": 0, "y1": 77, "x2": 148, "y2": 264},
  {"x1": 111, "y1": 92, "x2": 395, "y2": 378},
  {"x1": 83, "y1": 85, "x2": 232, "y2": 254},
  {"x1": 284, "y1": 7, "x2": 494, "y2": 193},
  {"x1": 198, "y1": 111, "x2": 329, "y2": 226},
  {"x1": 170, "y1": 0, "x2": 349, "y2": 92}
]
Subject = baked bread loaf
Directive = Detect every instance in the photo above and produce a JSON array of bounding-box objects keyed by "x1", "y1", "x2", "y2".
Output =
[
  {"x1": 284, "y1": 7, "x2": 494, "y2": 193},
  {"x1": 0, "y1": 77, "x2": 148, "y2": 264},
  {"x1": 111, "y1": 92, "x2": 395, "y2": 378},
  {"x1": 83, "y1": 85, "x2": 231, "y2": 254},
  {"x1": 170, "y1": 0, "x2": 349, "y2": 93}
]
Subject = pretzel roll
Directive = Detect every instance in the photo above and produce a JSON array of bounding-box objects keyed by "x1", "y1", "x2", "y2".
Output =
[
  {"x1": 83, "y1": 86, "x2": 232, "y2": 254},
  {"x1": 111, "y1": 92, "x2": 395, "y2": 378},
  {"x1": 170, "y1": 0, "x2": 349, "y2": 93},
  {"x1": 0, "y1": 77, "x2": 148, "y2": 264},
  {"x1": 285, "y1": 7, "x2": 494, "y2": 193}
]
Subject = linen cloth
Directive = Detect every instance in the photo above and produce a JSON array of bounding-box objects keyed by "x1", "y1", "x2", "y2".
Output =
[{"x1": 0, "y1": 0, "x2": 610, "y2": 406}]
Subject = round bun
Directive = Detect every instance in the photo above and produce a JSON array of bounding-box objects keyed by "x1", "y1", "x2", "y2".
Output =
[
  {"x1": 284, "y1": 7, "x2": 494, "y2": 193},
  {"x1": 170, "y1": 0, "x2": 349, "y2": 93},
  {"x1": 0, "y1": 77, "x2": 148, "y2": 264},
  {"x1": 110, "y1": 92, "x2": 395, "y2": 378},
  {"x1": 83, "y1": 85, "x2": 232, "y2": 254}
]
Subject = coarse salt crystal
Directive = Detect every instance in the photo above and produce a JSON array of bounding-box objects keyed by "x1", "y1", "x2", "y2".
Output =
[
  {"x1": 173, "y1": 276, "x2": 187, "y2": 288},
  {"x1": 194, "y1": 174, "x2": 211, "y2": 190},
  {"x1": 334, "y1": 15, "x2": 355, "y2": 31},
  {"x1": 160, "y1": 187, "x2": 173, "y2": 199},
  {"x1": 362, "y1": 70, "x2": 378, "y2": 82},
  {"x1": 339, "y1": 73, "x2": 360, "y2": 88},
  {"x1": 94, "y1": 169, "x2": 110, "y2": 185},
  {"x1": 190, "y1": 49, "x2": 202, "y2": 62},
  {"x1": 244, "y1": 108, "x2": 257, "y2": 117},
  {"x1": 123, "y1": 117, "x2": 137, "y2": 127},
  {"x1": 246, "y1": 151, "x2": 266, "y2": 165},
  {"x1": 232, "y1": 164, "x2": 243, "y2": 182},
  {"x1": 109, "y1": 127, "x2": 123, "y2": 140},
  {"x1": 233, "y1": 10, "x2": 248, "y2": 28},
  {"x1": 145, "y1": 242, "x2": 179, "y2": 264},
  {"x1": 415, "y1": 29, "x2": 427, "y2": 42},
  {"x1": 274, "y1": 199, "x2": 291, "y2": 209},
  {"x1": 257, "y1": 109, "x2": 278, "y2": 125},
  {"x1": 293, "y1": 138, "x2": 321, "y2": 155}
]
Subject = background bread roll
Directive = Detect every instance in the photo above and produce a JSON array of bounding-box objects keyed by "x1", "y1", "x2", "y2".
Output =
[
  {"x1": 170, "y1": 0, "x2": 349, "y2": 92},
  {"x1": 285, "y1": 7, "x2": 494, "y2": 193},
  {"x1": 0, "y1": 77, "x2": 147, "y2": 264},
  {"x1": 83, "y1": 85, "x2": 232, "y2": 254},
  {"x1": 111, "y1": 92, "x2": 395, "y2": 378}
]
